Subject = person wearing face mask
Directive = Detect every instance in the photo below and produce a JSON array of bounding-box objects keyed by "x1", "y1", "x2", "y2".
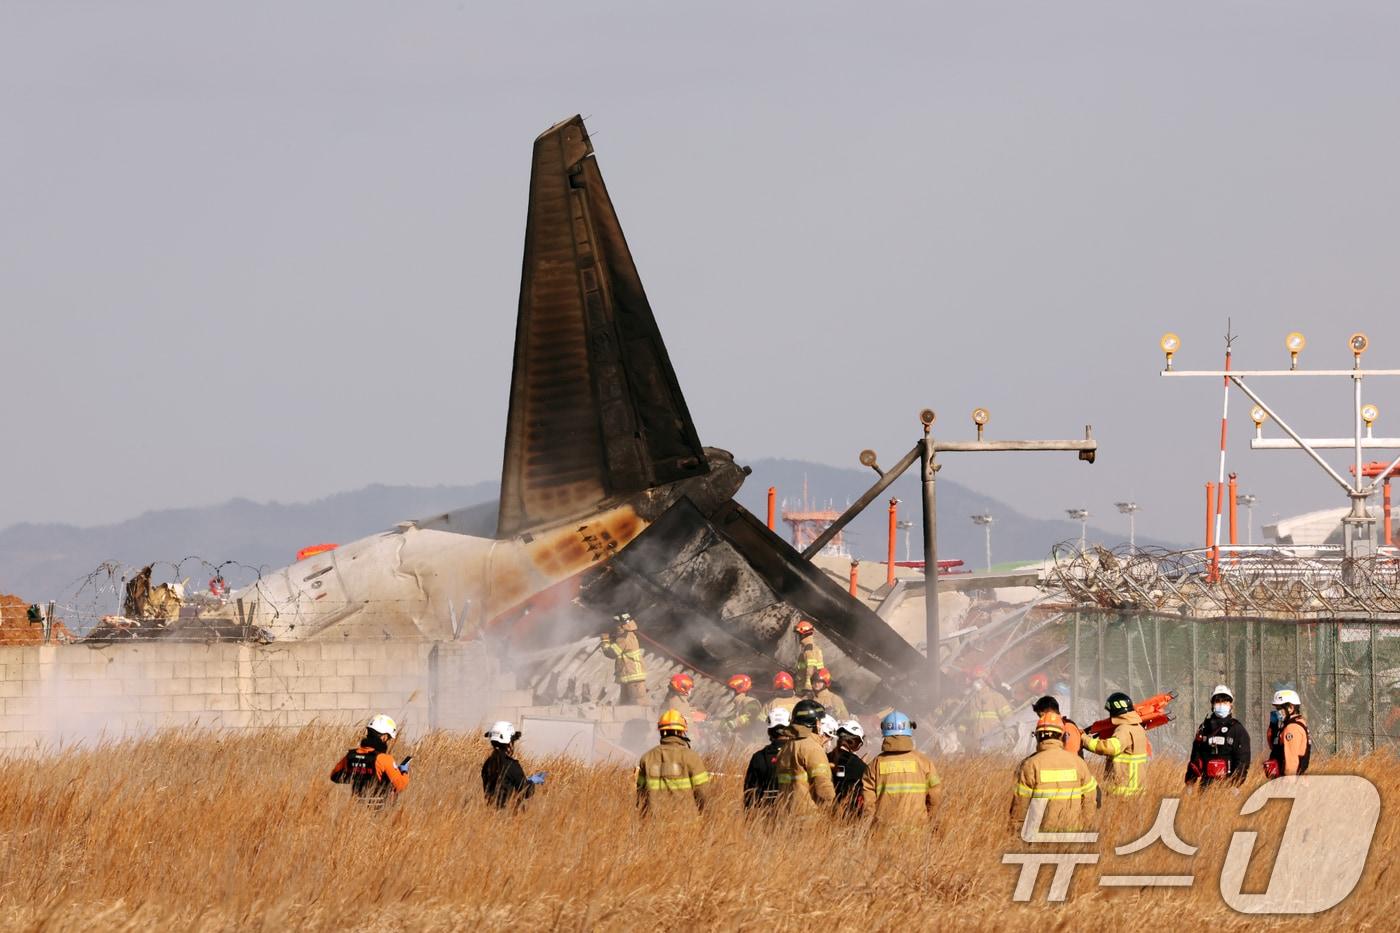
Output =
[{"x1": 1184, "y1": 685, "x2": 1250, "y2": 788}]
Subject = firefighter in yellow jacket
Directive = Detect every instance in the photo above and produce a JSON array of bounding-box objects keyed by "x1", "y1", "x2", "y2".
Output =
[
  {"x1": 794, "y1": 620, "x2": 824, "y2": 692},
  {"x1": 809, "y1": 668, "x2": 849, "y2": 720},
  {"x1": 966, "y1": 668, "x2": 1015, "y2": 751},
  {"x1": 1011, "y1": 711, "x2": 1097, "y2": 833},
  {"x1": 601, "y1": 612, "x2": 647, "y2": 705},
  {"x1": 861, "y1": 710, "x2": 942, "y2": 830},
  {"x1": 636, "y1": 709, "x2": 710, "y2": 817},
  {"x1": 1081, "y1": 691, "x2": 1150, "y2": 798},
  {"x1": 775, "y1": 699, "x2": 835, "y2": 812}
]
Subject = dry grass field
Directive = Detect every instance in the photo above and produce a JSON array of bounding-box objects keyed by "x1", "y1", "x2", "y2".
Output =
[{"x1": 0, "y1": 726, "x2": 1393, "y2": 931}]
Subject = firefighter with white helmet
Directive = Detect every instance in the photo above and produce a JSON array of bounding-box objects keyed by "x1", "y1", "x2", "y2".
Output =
[
  {"x1": 481, "y1": 720, "x2": 545, "y2": 809},
  {"x1": 817, "y1": 714, "x2": 840, "y2": 754},
  {"x1": 743, "y1": 707, "x2": 792, "y2": 810},
  {"x1": 329, "y1": 713, "x2": 410, "y2": 807},
  {"x1": 636, "y1": 710, "x2": 710, "y2": 816},
  {"x1": 830, "y1": 719, "x2": 867, "y2": 817},
  {"x1": 1185, "y1": 684, "x2": 1251, "y2": 787},
  {"x1": 1266, "y1": 688, "x2": 1310, "y2": 778}
]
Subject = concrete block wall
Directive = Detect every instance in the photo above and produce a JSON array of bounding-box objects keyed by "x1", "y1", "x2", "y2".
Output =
[{"x1": 0, "y1": 640, "x2": 453, "y2": 751}]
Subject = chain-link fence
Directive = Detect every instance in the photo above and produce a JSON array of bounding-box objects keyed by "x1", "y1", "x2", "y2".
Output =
[{"x1": 1053, "y1": 611, "x2": 1400, "y2": 757}]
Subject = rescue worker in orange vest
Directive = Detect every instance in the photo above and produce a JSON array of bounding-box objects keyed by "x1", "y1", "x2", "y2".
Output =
[
  {"x1": 723, "y1": 674, "x2": 765, "y2": 741},
  {"x1": 1031, "y1": 695, "x2": 1083, "y2": 756},
  {"x1": 808, "y1": 668, "x2": 850, "y2": 720},
  {"x1": 329, "y1": 714, "x2": 410, "y2": 807},
  {"x1": 601, "y1": 612, "x2": 647, "y2": 705},
  {"x1": 1010, "y1": 711, "x2": 1097, "y2": 833},
  {"x1": 775, "y1": 699, "x2": 835, "y2": 812},
  {"x1": 764, "y1": 671, "x2": 800, "y2": 719},
  {"x1": 1081, "y1": 692, "x2": 1150, "y2": 798},
  {"x1": 967, "y1": 667, "x2": 1015, "y2": 751},
  {"x1": 794, "y1": 620, "x2": 824, "y2": 692},
  {"x1": 636, "y1": 709, "x2": 710, "y2": 817},
  {"x1": 860, "y1": 711, "x2": 942, "y2": 830},
  {"x1": 662, "y1": 672, "x2": 695, "y2": 719},
  {"x1": 1265, "y1": 688, "x2": 1311, "y2": 778}
]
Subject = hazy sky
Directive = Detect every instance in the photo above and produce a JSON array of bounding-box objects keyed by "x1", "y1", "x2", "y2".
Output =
[{"x1": 6, "y1": 2, "x2": 1400, "y2": 546}]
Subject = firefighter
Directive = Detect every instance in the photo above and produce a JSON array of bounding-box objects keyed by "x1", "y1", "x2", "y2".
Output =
[
  {"x1": 636, "y1": 710, "x2": 710, "y2": 817},
  {"x1": 481, "y1": 720, "x2": 546, "y2": 809},
  {"x1": 818, "y1": 714, "x2": 840, "y2": 755},
  {"x1": 775, "y1": 699, "x2": 835, "y2": 812},
  {"x1": 794, "y1": 620, "x2": 824, "y2": 692},
  {"x1": 860, "y1": 711, "x2": 942, "y2": 830},
  {"x1": 1010, "y1": 711, "x2": 1097, "y2": 833},
  {"x1": 809, "y1": 668, "x2": 849, "y2": 720},
  {"x1": 764, "y1": 671, "x2": 800, "y2": 718},
  {"x1": 329, "y1": 714, "x2": 410, "y2": 807},
  {"x1": 1265, "y1": 688, "x2": 1310, "y2": 778},
  {"x1": 830, "y1": 719, "x2": 867, "y2": 818},
  {"x1": 743, "y1": 707, "x2": 792, "y2": 810},
  {"x1": 601, "y1": 612, "x2": 647, "y2": 705},
  {"x1": 1031, "y1": 695, "x2": 1083, "y2": 756},
  {"x1": 967, "y1": 667, "x2": 1015, "y2": 751},
  {"x1": 724, "y1": 674, "x2": 764, "y2": 740},
  {"x1": 1185, "y1": 685, "x2": 1251, "y2": 788},
  {"x1": 662, "y1": 672, "x2": 695, "y2": 718},
  {"x1": 1081, "y1": 692, "x2": 1150, "y2": 798}
]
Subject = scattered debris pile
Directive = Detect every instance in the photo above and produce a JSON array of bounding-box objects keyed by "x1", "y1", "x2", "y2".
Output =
[{"x1": 0, "y1": 594, "x2": 75, "y2": 645}]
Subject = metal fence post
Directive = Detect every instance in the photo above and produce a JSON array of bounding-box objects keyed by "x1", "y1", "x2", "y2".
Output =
[
  {"x1": 1333, "y1": 623, "x2": 1342, "y2": 754},
  {"x1": 1371, "y1": 623, "x2": 1379, "y2": 753}
]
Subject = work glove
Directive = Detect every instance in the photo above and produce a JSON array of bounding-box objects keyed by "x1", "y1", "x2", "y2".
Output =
[
  {"x1": 526, "y1": 771, "x2": 546, "y2": 785},
  {"x1": 397, "y1": 761, "x2": 411, "y2": 775}
]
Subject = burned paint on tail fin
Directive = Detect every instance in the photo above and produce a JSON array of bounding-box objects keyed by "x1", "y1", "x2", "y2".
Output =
[{"x1": 497, "y1": 115, "x2": 708, "y2": 539}]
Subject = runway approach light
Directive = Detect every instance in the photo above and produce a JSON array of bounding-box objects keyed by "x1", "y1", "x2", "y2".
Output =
[
  {"x1": 1351, "y1": 332, "x2": 1370, "y2": 359},
  {"x1": 972, "y1": 407, "x2": 990, "y2": 440},
  {"x1": 859, "y1": 449, "x2": 882, "y2": 473},
  {"x1": 1286, "y1": 331, "x2": 1306, "y2": 370},
  {"x1": 1250, "y1": 405, "x2": 1267, "y2": 429},
  {"x1": 1362, "y1": 403, "x2": 1379, "y2": 428},
  {"x1": 919, "y1": 409, "x2": 936, "y2": 435},
  {"x1": 1160, "y1": 333, "x2": 1180, "y2": 371}
]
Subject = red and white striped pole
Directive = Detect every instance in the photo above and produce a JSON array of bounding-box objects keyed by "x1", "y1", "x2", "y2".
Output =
[{"x1": 1214, "y1": 338, "x2": 1232, "y2": 569}]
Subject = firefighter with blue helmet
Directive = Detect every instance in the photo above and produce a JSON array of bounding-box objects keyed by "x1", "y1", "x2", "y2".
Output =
[{"x1": 860, "y1": 710, "x2": 942, "y2": 829}]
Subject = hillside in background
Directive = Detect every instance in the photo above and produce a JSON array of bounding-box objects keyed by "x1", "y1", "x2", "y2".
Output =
[{"x1": 0, "y1": 460, "x2": 1180, "y2": 611}]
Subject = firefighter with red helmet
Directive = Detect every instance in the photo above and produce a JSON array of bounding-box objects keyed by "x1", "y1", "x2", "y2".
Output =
[
  {"x1": 764, "y1": 671, "x2": 800, "y2": 719},
  {"x1": 723, "y1": 674, "x2": 764, "y2": 739},
  {"x1": 809, "y1": 667, "x2": 849, "y2": 720},
  {"x1": 794, "y1": 620, "x2": 825, "y2": 692},
  {"x1": 636, "y1": 709, "x2": 710, "y2": 817},
  {"x1": 662, "y1": 672, "x2": 696, "y2": 719}
]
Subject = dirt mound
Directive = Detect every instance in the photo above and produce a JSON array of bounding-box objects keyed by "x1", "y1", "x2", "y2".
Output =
[{"x1": 0, "y1": 594, "x2": 74, "y2": 645}]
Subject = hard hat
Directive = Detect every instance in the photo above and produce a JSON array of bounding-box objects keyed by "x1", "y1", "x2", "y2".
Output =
[
  {"x1": 794, "y1": 620, "x2": 815, "y2": 637},
  {"x1": 792, "y1": 698, "x2": 825, "y2": 728},
  {"x1": 971, "y1": 666, "x2": 990, "y2": 682},
  {"x1": 880, "y1": 710, "x2": 913, "y2": 737},
  {"x1": 485, "y1": 720, "x2": 518, "y2": 745},
  {"x1": 766, "y1": 707, "x2": 792, "y2": 729},
  {"x1": 813, "y1": 667, "x2": 832, "y2": 687},
  {"x1": 1105, "y1": 691, "x2": 1134, "y2": 715},
  {"x1": 818, "y1": 714, "x2": 839, "y2": 738},
  {"x1": 1028, "y1": 673, "x2": 1049, "y2": 693},
  {"x1": 1272, "y1": 688, "x2": 1302, "y2": 707},
  {"x1": 367, "y1": 714, "x2": 398, "y2": 739},
  {"x1": 837, "y1": 719, "x2": 865, "y2": 739},
  {"x1": 1034, "y1": 711, "x2": 1065, "y2": 735},
  {"x1": 727, "y1": 674, "x2": 752, "y2": 693},
  {"x1": 1211, "y1": 684, "x2": 1235, "y2": 702},
  {"x1": 1052, "y1": 681, "x2": 1071, "y2": 696},
  {"x1": 614, "y1": 611, "x2": 637, "y2": 632},
  {"x1": 773, "y1": 671, "x2": 795, "y2": 691},
  {"x1": 669, "y1": 672, "x2": 694, "y2": 695},
  {"x1": 657, "y1": 709, "x2": 688, "y2": 734}
]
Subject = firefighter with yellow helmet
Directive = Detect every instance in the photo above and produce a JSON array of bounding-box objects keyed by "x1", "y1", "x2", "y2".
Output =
[
  {"x1": 1011, "y1": 711, "x2": 1097, "y2": 833},
  {"x1": 636, "y1": 709, "x2": 710, "y2": 816},
  {"x1": 601, "y1": 612, "x2": 647, "y2": 705}
]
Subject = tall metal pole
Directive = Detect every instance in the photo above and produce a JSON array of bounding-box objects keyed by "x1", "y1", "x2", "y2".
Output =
[{"x1": 921, "y1": 429, "x2": 940, "y2": 702}]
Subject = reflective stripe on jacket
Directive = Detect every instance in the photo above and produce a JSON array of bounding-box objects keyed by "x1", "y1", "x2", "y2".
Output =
[
  {"x1": 602, "y1": 631, "x2": 647, "y2": 684},
  {"x1": 812, "y1": 687, "x2": 849, "y2": 721},
  {"x1": 636, "y1": 734, "x2": 709, "y2": 816},
  {"x1": 859, "y1": 735, "x2": 942, "y2": 828},
  {"x1": 798, "y1": 638, "x2": 824, "y2": 690},
  {"x1": 1081, "y1": 711, "x2": 1149, "y2": 796},
  {"x1": 775, "y1": 725, "x2": 835, "y2": 811},
  {"x1": 1010, "y1": 738, "x2": 1097, "y2": 832}
]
